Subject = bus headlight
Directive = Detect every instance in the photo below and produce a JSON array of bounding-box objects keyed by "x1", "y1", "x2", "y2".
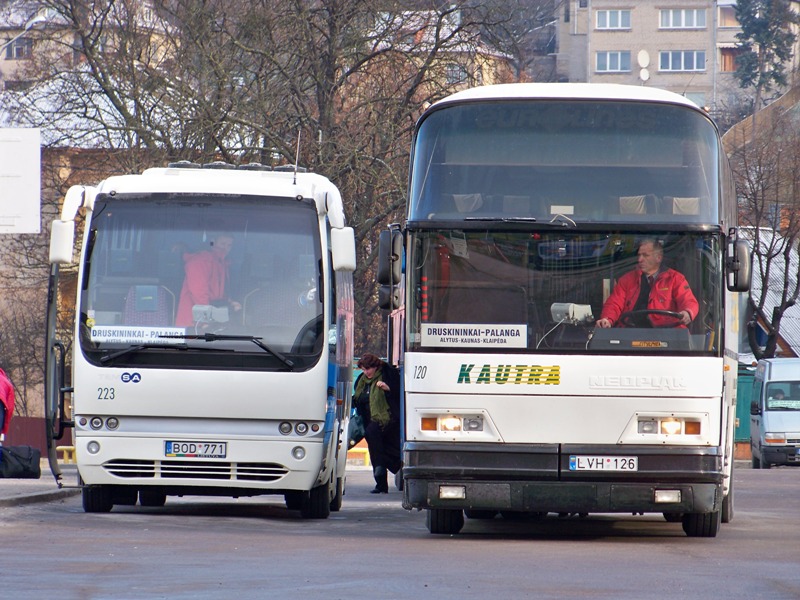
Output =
[
  {"x1": 420, "y1": 415, "x2": 484, "y2": 433},
  {"x1": 637, "y1": 417, "x2": 701, "y2": 436}
]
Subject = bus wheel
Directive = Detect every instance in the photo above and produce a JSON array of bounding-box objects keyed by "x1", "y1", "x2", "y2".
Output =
[
  {"x1": 721, "y1": 479, "x2": 734, "y2": 524},
  {"x1": 112, "y1": 486, "x2": 138, "y2": 506},
  {"x1": 464, "y1": 509, "x2": 497, "y2": 520},
  {"x1": 300, "y1": 484, "x2": 331, "y2": 519},
  {"x1": 751, "y1": 454, "x2": 760, "y2": 469},
  {"x1": 426, "y1": 508, "x2": 464, "y2": 534},
  {"x1": 682, "y1": 511, "x2": 720, "y2": 537},
  {"x1": 329, "y1": 477, "x2": 344, "y2": 512},
  {"x1": 284, "y1": 491, "x2": 303, "y2": 511},
  {"x1": 82, "y1": 485, "x2": 113, "y2": 513},
  {"x1": 139, "y1": 489, "x2": 167, "y2": 507}
]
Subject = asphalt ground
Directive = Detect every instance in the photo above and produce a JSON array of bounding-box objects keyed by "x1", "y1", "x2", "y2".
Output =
[{"x1": 0, "y1": 459, "x2": 754, "y2": 507}]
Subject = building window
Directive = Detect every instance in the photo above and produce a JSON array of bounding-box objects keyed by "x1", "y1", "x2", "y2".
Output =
[
  {"x1": 659, "y1": 50, "x2": 706, "y2": 72},
  {"x1": 685, "y1": 92, "x2": 706, "y2": 109},
  {"x1": 720, "y1": 47, "x2": 743, "y2": 72},
  {"x1": 4, "y1": 37, "x2": 33, "y2": 60},
  {"x1": 445, "y1": 63, "x2": 468, "y2": 85},
  {"x1": 596, "y1": 10, "x2": 631, "y2": 30},
  {"x1": 660, "y1": 9, "x2": 706, "y2": 29},
  {"x1": 596, "y1": 51, "x2": 631, "y2": 73},
  {"x1": 718, "y1": 6, "x2": 738, "y2": 28}
]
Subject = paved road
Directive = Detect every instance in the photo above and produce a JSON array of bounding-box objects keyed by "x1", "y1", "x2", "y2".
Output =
[{"x1": 1, "y1": 464, "x2": 799, "y2": 600}]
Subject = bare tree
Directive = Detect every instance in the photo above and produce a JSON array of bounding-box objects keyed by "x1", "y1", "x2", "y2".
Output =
[
  {"x1": 727, "y1": 100, "x2": 800, "y2": 359},
  {"x1": 4, "y1": 0, "x2": 517, "y2": 357}
]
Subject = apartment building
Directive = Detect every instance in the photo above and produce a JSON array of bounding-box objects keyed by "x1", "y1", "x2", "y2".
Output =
[{"x1": 555, "y1": 1, "x2": 751, "y2": 113}]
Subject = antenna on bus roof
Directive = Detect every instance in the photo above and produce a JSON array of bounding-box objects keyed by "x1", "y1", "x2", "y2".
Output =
[{"x1": 293, "y1": 129, "x2": 301, "y2": 185}]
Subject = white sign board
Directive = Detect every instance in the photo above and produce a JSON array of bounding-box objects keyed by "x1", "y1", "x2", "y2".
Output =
[
  {"x1": 0, "y1": 128, "x2": 41, "y2": 233},
  {"x1": 421, "y1": 323, "x2": 528, "y2": 348}
]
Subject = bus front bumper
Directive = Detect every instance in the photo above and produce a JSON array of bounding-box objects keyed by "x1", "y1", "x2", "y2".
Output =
[{"x1": 402, "y1": 441, "x2": 724, "y2": 514}]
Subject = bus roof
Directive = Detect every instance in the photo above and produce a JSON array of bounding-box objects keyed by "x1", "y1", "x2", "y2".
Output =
[
  {"x1": 431, "y1": 83, "x2": 701, "y2": 111},
  {"x1": 89, "y1": 166, "x2": 347, "y2": 228}
]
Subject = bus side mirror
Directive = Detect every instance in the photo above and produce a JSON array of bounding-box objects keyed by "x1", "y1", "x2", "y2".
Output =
[
  {"x1": 331, "y1": 227, "x2": 356, "y2": 272},
  {"x1": 726, "y1": 235, "x2": 751, "y2": 292},
  {"x1": 377, "y1": 228, "x2": 403, "y2": 310},
  {"x1": 750, "y1": 401, "x2": 761, "y2": 416},
  {"x1": 49, "y1": 220, "x2": 75, "y2": 265}
]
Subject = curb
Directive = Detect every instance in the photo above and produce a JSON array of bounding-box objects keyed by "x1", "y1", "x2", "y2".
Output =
[{"x1": 0, "y1": 488, "x2": 81, "y2": 508}]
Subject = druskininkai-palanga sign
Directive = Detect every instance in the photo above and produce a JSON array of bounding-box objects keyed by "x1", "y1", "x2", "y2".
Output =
[
  {"x1": 421, "y1": 324, "x2": 527, "y2": 348},
  {"x1": 89, "y1": 326, "x2": 186, "y2": 344}
]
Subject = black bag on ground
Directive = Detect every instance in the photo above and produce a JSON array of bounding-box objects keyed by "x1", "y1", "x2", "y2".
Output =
[{"x1": 0, "y1": 445, "x2": 42, "y2": 479}]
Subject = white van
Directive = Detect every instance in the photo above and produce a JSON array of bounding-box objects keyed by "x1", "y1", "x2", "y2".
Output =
[{"x1": 750, "y1": 358, "x2": 800, "y2": 468}]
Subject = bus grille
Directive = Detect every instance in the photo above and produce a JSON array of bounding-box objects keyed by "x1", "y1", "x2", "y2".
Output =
[{"x1": 103, "y1": 459, "x2": 289, "y2": 482}]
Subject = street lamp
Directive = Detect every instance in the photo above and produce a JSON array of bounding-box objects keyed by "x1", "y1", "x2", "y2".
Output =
[{"x1": 0, "y1": 9, "x2": 50, "y2": 55}]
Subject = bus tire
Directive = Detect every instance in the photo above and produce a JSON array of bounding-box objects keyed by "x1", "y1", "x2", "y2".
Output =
[
  {"x1": 426, "y1": 508, "x2": 464, "y2": 534},
  {"x1": 284, "y1": 491, "x2": 303, "y2": 511},
  {"x1": 300, "y1": 484, "x2": 331, "y2": 519},
  {"x1": 112, "y1": 486, "x2": 138, "y2": 506},
  {"x1": 751, "y1": 454, "x2": 760, "y2": 469},
  {"x1": 464, "y1": 509, "x2": 497, "y2": 520},
  {"x1": 682, "y1": 511, "x2": 720, "y2": 537},
  {"x1": 721, "y1": 479, "x2": 734, "y2": 524},
  {"x1": 82, "y1": 485, "x2": 113, "y2": 513},
  {"x1": 330, "y1": 477, "x2": 344, "y2": 512},
  {"x1": 139, "y1": 489, "x2": 167, "y2": 507}
]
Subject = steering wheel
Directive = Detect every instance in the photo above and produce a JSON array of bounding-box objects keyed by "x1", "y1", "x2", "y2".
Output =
[{"x1": 618, "y1": 309, "x2": 684, "y2": 328}]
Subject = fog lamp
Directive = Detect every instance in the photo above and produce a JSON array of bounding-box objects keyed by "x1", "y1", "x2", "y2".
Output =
[
  {"x1": 438, "y1": 485, "x2": 466, "y2": 500},
  {"x1": 655, "y1": 489, "x2": 681, "y2": 503},
  {"x1": 292, "y1": 446, "x2": 306, "y2": 460},
  {"x1": 87, "y1": 441, "x2": 101, "y2": 455}
]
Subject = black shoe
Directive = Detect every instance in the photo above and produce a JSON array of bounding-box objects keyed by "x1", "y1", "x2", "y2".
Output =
[{"x1": 370, "y1": 486, "x2": 388, "y2": 494}]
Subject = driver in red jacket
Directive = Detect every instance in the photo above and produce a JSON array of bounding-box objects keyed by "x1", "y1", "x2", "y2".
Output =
[{"x1": 596, "y1": 238, "x2": 698, "y2": 329}]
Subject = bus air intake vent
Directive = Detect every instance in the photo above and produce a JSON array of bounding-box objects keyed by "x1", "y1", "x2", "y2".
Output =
[{"x1": 103, "y1": 460, "x2": 289, "y2": 482}]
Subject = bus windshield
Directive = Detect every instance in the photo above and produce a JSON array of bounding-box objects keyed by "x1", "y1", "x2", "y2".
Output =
[
  {"x1": 407, "y1": 229, "x2": 722, "y2": 355},
  {"x1": 409, "y1": 100, "x2": 719, "y2": 224},
  {"x1": 79, "y1": 193, "x2": 324, "y2": 370}
]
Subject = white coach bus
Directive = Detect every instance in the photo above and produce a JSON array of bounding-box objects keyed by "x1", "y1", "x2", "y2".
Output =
[
  {"x1": 45, "y1": 162, "x2": 356, "y2": 518},
  {"x1": 379, "y1": 83, "x2": 751, "y2": 536}
]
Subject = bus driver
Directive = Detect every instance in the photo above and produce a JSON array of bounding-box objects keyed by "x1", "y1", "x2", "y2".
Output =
[{"x1": 596, "y1": 238, "x2": 698, "y2": 329}]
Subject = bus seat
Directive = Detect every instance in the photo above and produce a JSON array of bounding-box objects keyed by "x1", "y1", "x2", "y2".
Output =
[
  {"x1": 664, "y1": 196, "x2": 701, "y2": 215},
  {"x1": 453, "y1": 193, "x2": 483, "y2": 213},
  {"x1": 619, "y1": 195, "x2": 647, "y2": 214},
  {"x1": 122, "y1": 285, "x2": 175, "y2": 326}
]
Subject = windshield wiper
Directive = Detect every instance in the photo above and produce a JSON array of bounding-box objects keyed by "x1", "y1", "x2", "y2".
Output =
[
  {"x1": 100, "y1": 343, "x2": 190, "y2": 364},
  {"x1": 160, "y1": 333, "x2": 295, "y2": 370}
]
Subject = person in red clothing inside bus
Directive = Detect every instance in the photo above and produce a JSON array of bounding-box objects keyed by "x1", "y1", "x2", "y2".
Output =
[
  {"x1": 176, "y1": 233, "x2": 241, "y2": 327},
  {"x1": 596, "y1": 238, "x2": 698, "y2": 329}
]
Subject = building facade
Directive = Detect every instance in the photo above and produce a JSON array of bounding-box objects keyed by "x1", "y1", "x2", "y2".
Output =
[{"x1": 555, "y1": 1, "x2": 753, "y2": 114}]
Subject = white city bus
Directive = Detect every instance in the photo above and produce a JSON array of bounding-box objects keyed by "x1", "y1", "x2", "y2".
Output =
[
  {"x1": 380, "y1": 83, "x2": 751, "y2": 536},
  {"x1": 45, "y1": 162, "x2": 356, "y2": 518}
]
